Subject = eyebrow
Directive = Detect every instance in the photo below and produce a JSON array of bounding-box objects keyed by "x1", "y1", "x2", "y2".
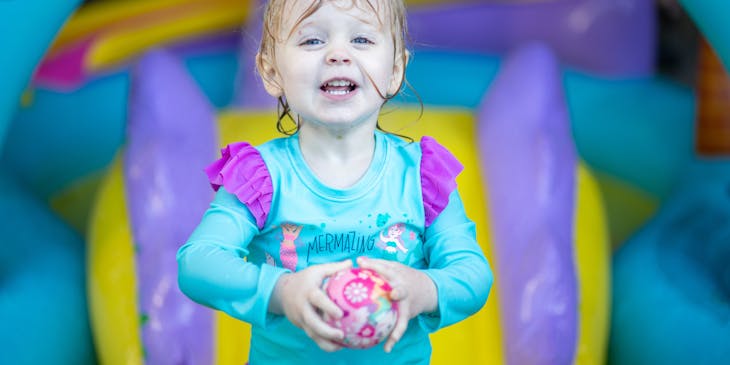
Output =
[
  {"x1": 297, "y1": 12, "x2": 380, "y2": 29},
  {"x1": 297, "y1": 19, "x2": 315, "y2": 29},
  {"x1": 354, "y1": 14, "x2": 378, "y2": 26},
  {"x1": 287, "y1": 10, "x2": 383, "y2": 40},
  {"x1": 286, "y1": 19, "x2": 315, "y2": 41}
]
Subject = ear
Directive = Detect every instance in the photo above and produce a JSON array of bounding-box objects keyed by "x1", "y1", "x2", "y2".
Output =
[
  {"x1": 387, "y1": 49, "x2": 409, "y2": 96},
  {"x1": 256, "y1": 50, "x2": 284, "y2": 97}
]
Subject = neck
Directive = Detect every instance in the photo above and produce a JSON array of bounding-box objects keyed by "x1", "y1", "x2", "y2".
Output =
[
  {"x1": 300, "y1": 121, "x2": 376, "y2": 157},
  {"x1": 298, "y1": 122, "x2": 377, "y2": 189}
]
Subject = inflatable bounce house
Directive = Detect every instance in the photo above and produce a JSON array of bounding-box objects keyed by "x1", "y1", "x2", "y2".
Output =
[{"x1": 1, "y1": 0, "x2": 728, "y2": 364}]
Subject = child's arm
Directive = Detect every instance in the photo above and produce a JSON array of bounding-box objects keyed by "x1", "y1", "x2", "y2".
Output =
[
  {"x1": 419, "y1": 189, "x2": 492, "y2": 329},
  {"x1": 178, "y1": 189, "x2": 354, "y2": 351},
  {"x1": 176, "y1": 188, "x2": 289, "y2": 328}
]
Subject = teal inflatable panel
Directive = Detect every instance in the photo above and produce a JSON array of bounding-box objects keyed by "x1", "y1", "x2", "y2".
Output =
[
  {"x1": 680, "y1": 0, "x2": 730, "y2": 72},
  {"x1": 404, "y1": 51, "x2": 695, "y2": 199},
  {"x1": 609, "y1": 159, "x2": 730, "y2": 365},
  {"x1": 0, "y1": 0, "x2": 82, "y2": 146},
  {"x1": 1, "y1": 50, "x2": 238, "y2": 199},
  {"x1": 0, "y1": 170, "x2": 95, "y2": 365}
]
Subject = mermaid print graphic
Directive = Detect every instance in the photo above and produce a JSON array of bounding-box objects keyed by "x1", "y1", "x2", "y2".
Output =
[
  {"x1": 279, "y1": 223, "x2": 303, "y2": 271},
  {"x1": 379, "y1": 223, "x2": 408, "y2": 254}
]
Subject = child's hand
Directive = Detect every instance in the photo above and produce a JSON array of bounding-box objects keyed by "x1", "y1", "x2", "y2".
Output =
[
  {"x1": 270, "y1": 259, "x2": 353, "y2": 352},
  {"x1": 356, "y1": 257, "x2": 438, "y2": 353}
]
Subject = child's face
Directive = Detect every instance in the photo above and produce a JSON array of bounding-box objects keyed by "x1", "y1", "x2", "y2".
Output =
[{"x1": 261, "y1": 0, "x2": 402, "y2": 129}]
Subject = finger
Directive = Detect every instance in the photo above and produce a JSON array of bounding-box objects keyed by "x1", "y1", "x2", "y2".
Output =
[
  {"x1": 313, "y1": 337, "x2": 343, "y2": 352},
  {"x1": 309, "y1": 289, "x2": 343, "y2": 319},
  {"x1": 384, "y1": 305, "x2": 409, "y2": 353},
  {"x1": 357, "y1": 257, "x2": 407, "y2": 299},
  {"x1": 302, "y1": 305, "x2": 345, "y2": 342},
  {"x1": 316, "y1": 259, "x2": 353, "y2": 277},
  {"x1": 356, "y1": 257, "x2": 395, "y2": 278}
]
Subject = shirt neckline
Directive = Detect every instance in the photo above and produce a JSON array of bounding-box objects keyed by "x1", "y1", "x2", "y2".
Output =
[{"x1": 286, "y1": 130, "x2": 388, "y2": 201}]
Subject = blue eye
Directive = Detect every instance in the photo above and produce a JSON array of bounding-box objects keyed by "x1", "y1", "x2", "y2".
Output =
[
  {"x1": 300, "y1": 38, "x2": 323, "y2": 46},
  {"x1": 352, "y1": 37, "x2": 373, "y2": 45}
]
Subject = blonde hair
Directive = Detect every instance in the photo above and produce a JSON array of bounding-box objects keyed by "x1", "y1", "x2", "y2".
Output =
[{"x1": 255, "y1": 0, "x2": 411, "y2": 135}]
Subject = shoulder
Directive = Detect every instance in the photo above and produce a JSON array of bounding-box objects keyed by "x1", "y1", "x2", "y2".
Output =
[
  {"x1": 205, "y1": 140, "x2": 278, "y2": 229},
  {"x1": 205, "y1": 137, "x2": 290, "y2": 177},
  {"x1": 418, "y1": 136, "x2": 462, "y2": 176},
  {"x1": 386, "y1": 134, "x2": 460, "y2": 164},
  {"x1": 387, "y1": 134, "x2": 462, "y2": 175},
  {"x1": 380, "y1": 133, "x2": 463, "y2": 226},
  {"x1": 205, "y1": 141, "x2": 268, "y2": 186},
  {"x1": 254, "y1": 136, "x2": 289, "y2": 159}
]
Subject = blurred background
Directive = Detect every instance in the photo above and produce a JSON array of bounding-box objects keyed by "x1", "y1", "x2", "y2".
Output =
[{"x1": 1, "y1": 0, "x2": 728, "y2": 364}]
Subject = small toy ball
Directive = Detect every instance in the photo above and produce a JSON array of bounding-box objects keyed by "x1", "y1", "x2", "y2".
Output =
[{"x1": 322, "y1": 267, "x2": 399, "y2": 349}]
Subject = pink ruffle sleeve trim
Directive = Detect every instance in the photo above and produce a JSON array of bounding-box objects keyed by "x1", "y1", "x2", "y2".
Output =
[
  {"x1": 420, "y1": 136, "x2": 464, "y2": 227},
  {"x1": 204, "y1": 142, "x2": 273, "y2": 230}
]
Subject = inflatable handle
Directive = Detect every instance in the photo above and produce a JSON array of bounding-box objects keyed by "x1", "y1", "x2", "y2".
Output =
[{"x1": 124, "y1": 49, "x2": 217, "y2": 364}]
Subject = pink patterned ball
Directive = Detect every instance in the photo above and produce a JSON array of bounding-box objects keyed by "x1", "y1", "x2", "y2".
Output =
[{"x1": 323, "y1": 268, "x2": 399, "y2": 349}]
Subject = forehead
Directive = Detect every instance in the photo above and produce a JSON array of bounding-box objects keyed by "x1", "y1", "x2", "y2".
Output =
[{"x1": 282, "y1": 0, "x2": 390, "y2": 30}]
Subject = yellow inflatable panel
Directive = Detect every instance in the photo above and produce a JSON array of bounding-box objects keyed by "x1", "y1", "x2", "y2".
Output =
[
  {"x1": 87, "y1": 156, "x2": 143, "y2": 365},
  {"x1": 52, "y1": 0, "x2": 249, "y2": 53},
  {"x1": 86, "y1": 3, "x2": 250, "y2": 71},
  {"x1": 215, "y1": 312, "x2": 252, "y2": 365},
  {"x1": 216, "y1": 107, "x2": 506, "y2": 364},
  {"x1": 56, "y1": 0, "x2": 446, "y2": 52},
  {"x1": 379, "y1": 107, "x2": 505, "y2": 365},
  {"x1": 573, "y1": 164, "x2": 610, "y2": 365}
]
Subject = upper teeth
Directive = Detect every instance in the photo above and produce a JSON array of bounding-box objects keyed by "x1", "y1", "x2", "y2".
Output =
[{"x1": 327, "y1": 80, "x2": 352, "y2": 87}]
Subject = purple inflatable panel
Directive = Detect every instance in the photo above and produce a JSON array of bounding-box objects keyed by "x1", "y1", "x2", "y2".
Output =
[
  {"x1": 477, "y1": 43, "x2": 578, "y2": 365},
  {"x1": 124, "y1": 49, "x2": 217, "y2": 365},
  {"x1": 409, "y1": 0, "x2": 655, "y2": 77}
]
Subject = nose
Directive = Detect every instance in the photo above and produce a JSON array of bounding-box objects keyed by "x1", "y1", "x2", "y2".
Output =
[{"x1": 326, "y1": 49, "x2": 351, "y2": 65}]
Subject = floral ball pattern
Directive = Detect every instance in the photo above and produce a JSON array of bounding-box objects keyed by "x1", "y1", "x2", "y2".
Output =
[
  {"x1": 323, "y1": 268, "x2": 399, "y2": 349},
  {"x1": 343, "y1": 279, "x2": 371, "y2": 307}
]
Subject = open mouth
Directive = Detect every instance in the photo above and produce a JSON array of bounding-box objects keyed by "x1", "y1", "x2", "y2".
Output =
[{"x1": 321, "y1": 79, "x2": 357, "y2": 95}]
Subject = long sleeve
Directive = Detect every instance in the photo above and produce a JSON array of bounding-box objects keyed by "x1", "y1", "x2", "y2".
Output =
[
  {"x1": 419, "y1": 190, "x2": 493, "y2": 331},
  {"x1": 176, "y1": 187, "x2": 289, "y2": 328}
]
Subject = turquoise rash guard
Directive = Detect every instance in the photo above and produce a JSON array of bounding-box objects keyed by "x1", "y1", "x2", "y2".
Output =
[{"x1": 177, "y1": 131, "x2": 493, "y2": 364}]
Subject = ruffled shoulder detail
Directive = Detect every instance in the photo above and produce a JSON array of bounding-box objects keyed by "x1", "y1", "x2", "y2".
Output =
[
  {"x1": 420, "y1": 136, "x2": 463, "y2": 227},
  {"x1": 205, "y1": 142, "x2": 272, "y2": 229}
]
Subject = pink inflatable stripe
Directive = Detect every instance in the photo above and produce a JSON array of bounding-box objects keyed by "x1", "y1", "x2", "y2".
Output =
[{"x1": 33, "y1": 38, "x2": 95, "y2": 90}]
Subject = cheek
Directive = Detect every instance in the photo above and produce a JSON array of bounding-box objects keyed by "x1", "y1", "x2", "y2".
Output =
[
  {"x1": 366, "y1": 60, "x2": 396, "y2": 91},
  {"x1": 378, "y1": 52, "x2": 399, "y2": 89},
  {"x1": 276, "y1": 50, "x2": 313, "y2": 83},
  {"x1": 278, "y1": 67, "x2": 315, "y2": 98}
]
